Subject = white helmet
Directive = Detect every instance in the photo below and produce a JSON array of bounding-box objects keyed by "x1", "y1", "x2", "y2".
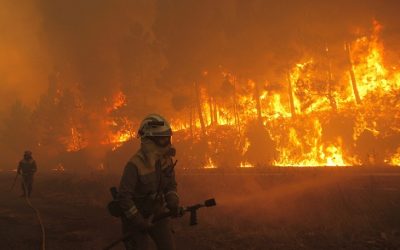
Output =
[{"x1": 137, "y1": 114, "x2": 172, "y2": 138}]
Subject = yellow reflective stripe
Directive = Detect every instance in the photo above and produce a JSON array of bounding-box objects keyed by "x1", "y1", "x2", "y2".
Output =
[{"x1": 124, "y1": 206, "x2": 138, "y2": 218}]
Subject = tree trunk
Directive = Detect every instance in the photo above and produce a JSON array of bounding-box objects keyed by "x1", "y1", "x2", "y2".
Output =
[
  {"x1": 189, "y1": 103, "x2": 194, "y2": 141},
  {"x1": 208, "y1": 97, "x2": 214, "y2": 125},
  {"x1": 233, "y1": 78, "x2": 240, "y2": 133},
  {"x1": 213, "y1": 98, "x2": 218, "y2": 125},
  {"x1": 345, "y1": 42, "x2": 361, "y2": 105}
]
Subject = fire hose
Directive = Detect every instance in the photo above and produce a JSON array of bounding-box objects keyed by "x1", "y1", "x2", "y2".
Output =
[
  {"x1": 104, "y1": 198, "x2": 217, "y2": 250},
  {"x1": 20, "y1": 174, "x2": 46, "y2": 250},
  {"x1": 10, "y1": 171, "x2": 19, "y2": 191}
]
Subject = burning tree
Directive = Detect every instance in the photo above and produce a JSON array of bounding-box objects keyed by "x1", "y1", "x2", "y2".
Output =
[{"x1": 1, "y1": 1, "x2": 400, "y2": 170}]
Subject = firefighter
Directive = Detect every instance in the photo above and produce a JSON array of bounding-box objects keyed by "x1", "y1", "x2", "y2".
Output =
[
  {"x1": 17, "y1": 151, "x2": 37, "y2": 197},
  {"x1": 117, "y1": 114, "x2": 183, "y2": 250}
]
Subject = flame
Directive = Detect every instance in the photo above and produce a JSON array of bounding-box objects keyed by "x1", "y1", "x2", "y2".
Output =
[
  {"x1": 179, "y1": 21, "x2": 398, "y2": 168},
  {"x1": 268, "y1": 94, "x2": 292, "y2": 119},
  {"x1": 63, "y1": 91, "x2": 132, "y2": 152},
  {"x1": 240, "y1": 162, "x2": 255, "y2": 168},
  {"x1": 53, "y1": 20, "x2": 399, "y2": 169},
  {"x1": 242, "y1": 138, "x2": 250, "y2": 155},
  {"x1": 322, "y1": 144, "x2": 348, "y2": 167},
  {"x1": 52, "y1": 163, "x2": 66, "y2": 172},
  {"x1": 272, "y1": 118, "x2": 352, "y2": 167},
  {"x1": 103, "y1": 91, "x2": 135, "y2": 150},
  {"x1": 65, "y1": 127, "x2": 87, "y2": 152},
  {"x1": 107, "y1": 91, "x2": 127, "y2": 112},
  {"x1": 204, "y1": 157, "x2": 217, "y2": 169},
  {"x1": 387, "y1": 148, "x2": 400, "y2": 166},
  {"x1": 349, "y1": 20, "x2": 393, "y2": 100}
]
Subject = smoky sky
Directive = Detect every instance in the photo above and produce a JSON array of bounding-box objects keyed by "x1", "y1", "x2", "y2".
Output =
[
  {"x1": 1, "y1": 0, "x2": 399, "y2": 114},
  {"x1": 0, "y1": 0, "x2": 48, "y2": 112}
]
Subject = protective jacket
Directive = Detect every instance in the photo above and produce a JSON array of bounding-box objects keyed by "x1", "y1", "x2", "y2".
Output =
[
  {"x1": 18, "y1": 158, "x2": 37, "y2": 197},
  {"x1": 18, "y1": 158, "x2": 37, "y2": 175},
  {"x1": 118, "y1": 149, "x2": 178, "y2": 219}
]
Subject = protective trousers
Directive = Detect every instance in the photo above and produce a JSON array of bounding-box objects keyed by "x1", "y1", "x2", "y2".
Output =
[
  {"x1": 122, "y1": 217, "x2": 175, "y2": 250},
  {"x1": 21, "y1": 174, "x2": 34, "y2": 197}
]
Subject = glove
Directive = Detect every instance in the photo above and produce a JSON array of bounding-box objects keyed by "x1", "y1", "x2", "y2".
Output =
[
  {"x1": 169, "y1": 206, "x2": 185, "y2": 218},
  {"x1": 165, "y1": 191, "x2": 179, "y2": 207},
  {"x1": 130, "y1": 213, "x2": 154, "y2": 232},
  {"x1": 165, "y1": 192, "x2": 185, "y2": 217}
]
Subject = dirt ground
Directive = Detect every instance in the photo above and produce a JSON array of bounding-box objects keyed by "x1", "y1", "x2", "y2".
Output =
[{"x1": 1, "y1": 167, "x2": 400, "y2": 250}]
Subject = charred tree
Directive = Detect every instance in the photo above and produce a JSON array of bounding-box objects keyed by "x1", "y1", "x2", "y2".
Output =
[
  {"x1": 232, "y1": 78, "x2": 240, "y2": 133},
  {"x1": 194, "y1": 82, "x2": 206, "y2": 135},
  {"x1": 213, "y1": 98, "x2": 218, "y2": 125},
  {"x1": 325, "y1": 46, "x2": 338, "y2": 112},
  {"x1": 345, "y1": 42, "x2": 361, "y2": 105},
  {"x1": 208, "y1": 97, "x2": 214, "y2": 125}
]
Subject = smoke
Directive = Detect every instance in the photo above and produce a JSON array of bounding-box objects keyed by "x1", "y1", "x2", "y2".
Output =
[
  {"x1": 0, "y1": 0, "x2": 50, "y2": 111},
  {"x1": 154, "y1": 0, "x2": 398, "y2": 87},
  {"x1": 36, "y1": 0, "x2": 158, "y2": 108},
  {"x1": 1, "y1": 0, "x2": 399, "y2": 109},
  {"x1": 1, "y1": 0, "x2": 400, "y2": 168}
]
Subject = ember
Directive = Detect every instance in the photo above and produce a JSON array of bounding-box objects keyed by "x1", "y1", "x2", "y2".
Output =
[{"x1": 52, "y1": 163, "x2": 66, "y2": 172}]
